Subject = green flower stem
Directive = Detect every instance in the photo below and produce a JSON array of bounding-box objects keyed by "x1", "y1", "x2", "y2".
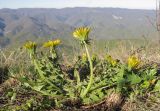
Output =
[
  {"x1": 50, "y1": 47, "x2": 54, "y2": 58},
  {"x1": 50, "y1": 47, "x2": 57, "y2": 59},
  {"x1": 81, "y1": 41, "x2": 94, "y2": 98}
]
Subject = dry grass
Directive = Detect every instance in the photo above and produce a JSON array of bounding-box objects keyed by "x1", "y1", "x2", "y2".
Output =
[{"x1": 0, "y1": 39, "x2": 160, "y2": 110}]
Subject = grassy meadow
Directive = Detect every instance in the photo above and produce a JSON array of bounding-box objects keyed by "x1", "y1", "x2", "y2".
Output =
[{"x1": 0, "y1": 27, "x2": 160, "y2": 111}]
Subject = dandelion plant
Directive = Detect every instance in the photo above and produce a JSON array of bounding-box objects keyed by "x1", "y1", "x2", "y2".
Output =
[
  {"x1": 23, "y1": 40, "x2": 64, "y2": 99},
  {"x1": 43, "y1": 39, "x2": 61, "y2": 59},
  {"x1": 127, "y1": 55, "x2": 140, "y2": 70},
  {"x1": 73, "y1": 27, "x2": 93, "y2": 98},
  {"x1": 23, "y1": 41, "x2": 36, "y2": 59}
]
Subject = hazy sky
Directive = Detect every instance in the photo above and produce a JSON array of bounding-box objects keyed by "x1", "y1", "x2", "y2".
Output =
[{"x1": 0, "y1": 0, "x2": 157, "y2": 9}]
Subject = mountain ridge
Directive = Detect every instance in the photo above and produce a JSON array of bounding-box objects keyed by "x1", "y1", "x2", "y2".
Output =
[{"x1": 0, "y1": 7, "x2": 156, "y2": 47}]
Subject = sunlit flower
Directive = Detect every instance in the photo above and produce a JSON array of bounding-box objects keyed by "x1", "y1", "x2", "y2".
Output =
[
  {"x1": 127, "y1": 55, "x2": 140, "y2": 69},
  {"x1": 82, "y1": 53, "x2": 87, "y2": 61},
  {"x1": 73, "y1": 27, "x2": 91, "y2": 42},
  {"x1": 91, "y1": 54, "x2": 97, "y2": 62},
  {"x1": 23, "y1": 41, "x2": 36, "y2": 50},
  {"x1": 43, "y1": 39, "x2": 61, "y2": 48},
  {"x1": 53, "y1": 39, "x2": 61, "y2": 46},
  {"x1": 105, "y1": 55, "x2": 112, "y2": 62},
  {"x1": 43, "y1": 41, "x2": 53, "y2": 48},
  {"x1": 111, "y1": 60, "x2": 117, "y2": 67},
  {"x1": 105, "y1": 55, "x2": 117, "y2": 67},
  {"x1": 149, "y1": 79, "x2": 156, "y2": 85}
]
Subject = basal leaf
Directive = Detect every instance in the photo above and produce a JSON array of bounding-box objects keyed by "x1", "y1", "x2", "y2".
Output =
[
  {"x1": 90, "y1": 94, "x2": 100, "y2": 102},
  {"x1": 141, "y1": 81, "x2": 150, "y2": 89},
  {"x1": 127, "y1": 74, "x2": 141, "y2": 85},
  {"x1": 74, "y1": 69, "x2": 80, "y2": 84},
  {"x1": 11, "y1": 93, "x2": 17, "y2": 102},
  {"x1": 154, "y1": 80, "x2": 160, "y2": 92},
  {"x1": 32, "y1": 85, "x2": 44, "y2": 91}
]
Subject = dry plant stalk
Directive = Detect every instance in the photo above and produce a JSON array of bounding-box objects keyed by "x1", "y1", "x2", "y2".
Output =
[{"x1": 156, "y1": 0, "x2": 160, "y2": 43}]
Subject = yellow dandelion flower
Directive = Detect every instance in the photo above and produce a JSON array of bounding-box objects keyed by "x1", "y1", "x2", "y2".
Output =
[
  {"x1": 82, "y1": 53, "x2": 87, "y2": 58},
  {"x1": 43, "y1": 39, "x2": 61, "y2": 48},
  {"x1": 53, "y1": 39, "x2": 61, "y2": 46},
  {"x1": 105, "y1": 55, "x2": 112, "y2": 62},
  {"x1": 127, "y1": 56, "x2": 140, "y2": 69},
  {"x1": 91, "y1": 54, "x2": 97, "y2": 61},
  {"x1": 149, "y1": 79, "x2": 156, "y2": 85},
  {"x1": 23, "y1": 41, "x2": 36, "y2": 50},
  {"x1": 43, "y1": 41, "x2": 53, "y2": 48},
  {"x1": 111, "y1": 60, "x2": 117, "y2": 67},
  {"x1": 82, "y1": 53, "x2": 87, "y2": 61},
  {"x1": 73, "y1": 27, "x2": 91, "y2": 41},
  {"x1": 105, "y1": 55, "x2": 117, "y2": 67}
]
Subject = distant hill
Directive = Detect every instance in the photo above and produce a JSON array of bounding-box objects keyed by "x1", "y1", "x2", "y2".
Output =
[{"x1": 0, "y1": 7, "x2": 157, "y2": 47}]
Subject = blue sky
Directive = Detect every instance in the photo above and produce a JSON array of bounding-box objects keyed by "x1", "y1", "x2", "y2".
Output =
[{"x1": 0, "y1": 0, "x2": 157, "y2": 9}]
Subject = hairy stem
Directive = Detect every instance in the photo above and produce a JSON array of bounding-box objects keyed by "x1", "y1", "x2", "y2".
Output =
[{"x1": 81, "y1": 41, "x2": 94, "y2": 98}]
